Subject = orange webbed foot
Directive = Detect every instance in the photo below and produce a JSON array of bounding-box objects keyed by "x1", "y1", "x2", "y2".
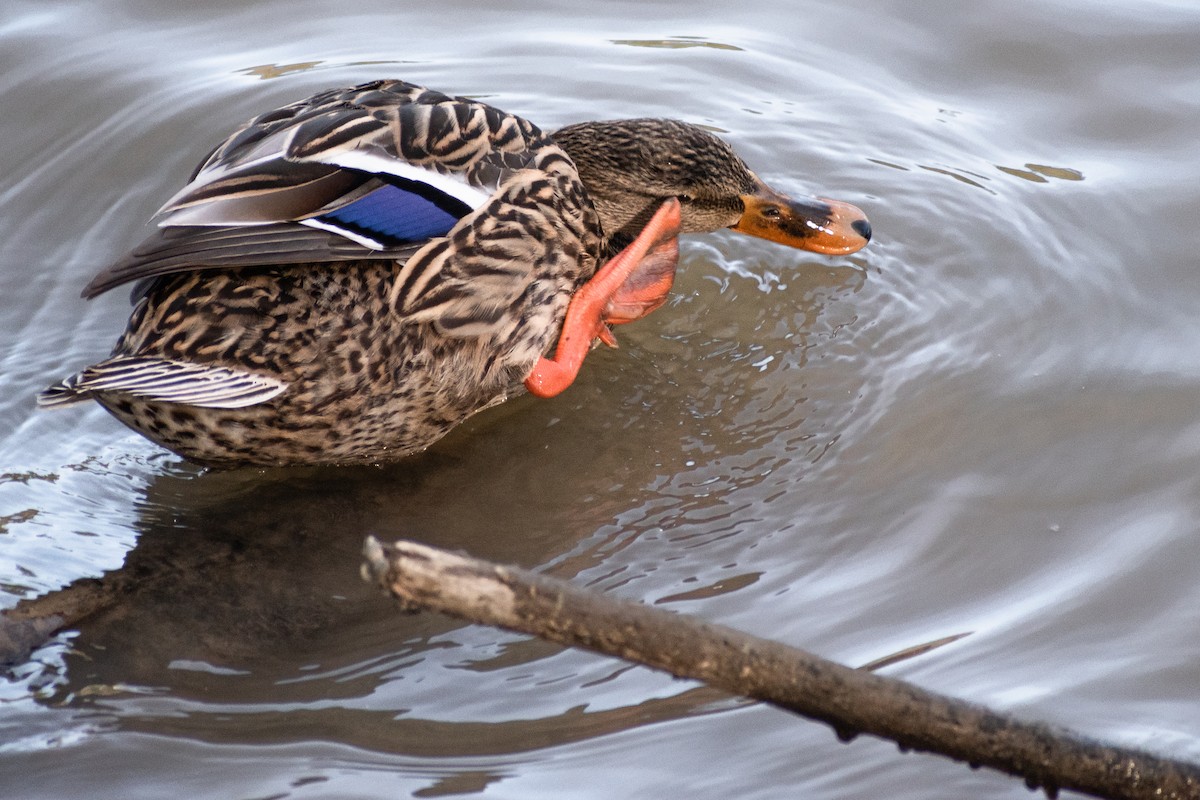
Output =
[
  {"x1": 602, "y1": 235, "x2": 679, "y2": 326},
  {"x1": 525, "y1": 198, "x2": 682, "y2": 398}
]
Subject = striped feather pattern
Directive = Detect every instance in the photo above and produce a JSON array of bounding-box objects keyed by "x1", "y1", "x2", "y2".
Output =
[
  {"x1": 84, "y1": 80, "x2": 560, "y2": 303},
  {"x1": 154, "y1": 81, "x2": 547, "y2": 236},
  {"x1": 40, "y1": 356, "x2": 287, "y2": 409},
  {"x1": 82, "y1": 224, "x2": 422, "y2": 298},
  {"x1": 389, "y1": 146, "x2": 597, "y2": 350}
]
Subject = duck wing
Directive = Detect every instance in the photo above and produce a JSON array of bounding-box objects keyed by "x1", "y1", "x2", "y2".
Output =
[
  {"x1": 81, "y1": 80, "x2": 559, "y2": 299},
  {"x1": 389, "y1": 147, "x2": 598, "y2": 340}
]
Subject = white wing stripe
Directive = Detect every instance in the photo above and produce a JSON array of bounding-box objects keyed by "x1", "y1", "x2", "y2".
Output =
[
  {"x1": 318, "y1": 149, "x2": 491, "y2": 209},
  {"x1": 300, "y1": 218, "x2": 388, "y2": 249}
]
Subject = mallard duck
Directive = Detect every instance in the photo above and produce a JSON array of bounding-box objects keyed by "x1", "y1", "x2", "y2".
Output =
[{"x1": 40, "y1": 79, "x2": 870, "y2": 468}]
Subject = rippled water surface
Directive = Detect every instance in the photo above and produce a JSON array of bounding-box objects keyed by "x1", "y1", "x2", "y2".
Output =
[{"x1": 3, "y1": 1, "x2": 1200, "y2": 797}]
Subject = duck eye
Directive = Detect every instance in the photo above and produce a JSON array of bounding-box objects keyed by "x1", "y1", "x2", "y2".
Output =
[
  {"x1": 761, "y1": 206, "x2": 782, "y2": 219},
  {"x1": 678, "y1": 193, "x2": 694, "y2": 203}
]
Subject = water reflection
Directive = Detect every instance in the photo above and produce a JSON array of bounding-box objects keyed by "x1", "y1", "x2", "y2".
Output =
[
  {"x1": 4, "y1": 244, "x2": 861, "y2": 770},
  {"x1": 22, "y1": 447, "x2": 748, "y2": 762},
  {"x1": 240, "y1": 61, "x2": 325, "y2": 80},
  {"x1": 239, "y1": 59, "x2": 415, "y2": 81},
  {"x1": 995, "y1": 163, "x2": 1085, "y2": 183},
  {"x1": 611, "y1": 36, "x2": 743, "y2": 52}
]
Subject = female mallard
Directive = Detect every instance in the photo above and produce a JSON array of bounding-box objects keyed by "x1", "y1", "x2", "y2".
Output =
[{"x1": 40, "y1": 79, "x2": 870, "y2": 468}]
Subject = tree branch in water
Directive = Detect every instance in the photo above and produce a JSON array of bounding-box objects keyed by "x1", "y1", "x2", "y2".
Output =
[{"x1": 362, "y1": 537, "x2": 1200, "y2": 800}]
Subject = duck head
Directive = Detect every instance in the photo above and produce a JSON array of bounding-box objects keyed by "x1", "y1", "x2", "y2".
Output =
[{"x1": 552, "y1": 118, "x2": 871, "y2": 257}]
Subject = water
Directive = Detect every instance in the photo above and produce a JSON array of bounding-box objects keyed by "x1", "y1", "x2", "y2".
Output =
[{"x1": 3, "y1": 1, "x2": 1200, "y2": 797}]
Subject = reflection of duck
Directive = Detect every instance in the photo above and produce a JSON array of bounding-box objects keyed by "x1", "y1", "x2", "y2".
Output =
[{"x1": 41, "y1": 79, "x2": 870, "y2": 467}]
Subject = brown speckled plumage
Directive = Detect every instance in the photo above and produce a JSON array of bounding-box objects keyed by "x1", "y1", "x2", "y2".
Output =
[
  {"x1": 99, "y1": 262, "x2": 524, "y2": 467},
  {"x1": 40, "y1": 79, "x2": 870, "y2": 467}
]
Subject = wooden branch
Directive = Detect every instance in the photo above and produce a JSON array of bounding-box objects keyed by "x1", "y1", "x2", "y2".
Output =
[
  {"x1": 0, "y1": 578, "x2": 118, "y2": 664},
  {"x1": 362, "y1": 537, "x2": 1200, "y2": 800}
]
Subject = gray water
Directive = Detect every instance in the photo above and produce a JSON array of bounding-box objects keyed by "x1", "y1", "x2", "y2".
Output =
[{"x1": 2, "y1": 1, "x2": 1199, "y2": 797}]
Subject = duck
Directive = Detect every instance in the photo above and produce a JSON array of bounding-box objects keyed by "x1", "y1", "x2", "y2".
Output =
[{"x1": 39, "y1": 79, "x2": 871, "y2": 468}]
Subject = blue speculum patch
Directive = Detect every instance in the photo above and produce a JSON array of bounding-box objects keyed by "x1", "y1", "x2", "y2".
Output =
[{"x1": 318, "y1": 178, "x2": 474, "y2": 245}]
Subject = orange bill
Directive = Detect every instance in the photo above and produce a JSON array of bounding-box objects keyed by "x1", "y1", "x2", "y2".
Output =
[{"x1": 732, "y1": 179, "x2": 871, "y2": 256}]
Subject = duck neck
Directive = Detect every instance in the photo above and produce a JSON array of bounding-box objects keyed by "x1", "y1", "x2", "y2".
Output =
[{"x1": 552, "y1": 121, "x2": 664, "y2": 255}]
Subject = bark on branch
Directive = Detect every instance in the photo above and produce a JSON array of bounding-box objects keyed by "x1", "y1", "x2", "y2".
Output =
[{"x1": 362, "y1": 537, "x2": 1200, "y2": 800}]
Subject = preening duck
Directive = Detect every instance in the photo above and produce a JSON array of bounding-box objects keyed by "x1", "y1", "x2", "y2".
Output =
[{"x1": 40, "y1": 79, "x2": 870, "y2": 467}]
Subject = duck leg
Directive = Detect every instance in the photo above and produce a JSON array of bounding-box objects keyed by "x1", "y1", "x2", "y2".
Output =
[{"x1": 525, "y1": 198, "x2": 682, "y2": 398}]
